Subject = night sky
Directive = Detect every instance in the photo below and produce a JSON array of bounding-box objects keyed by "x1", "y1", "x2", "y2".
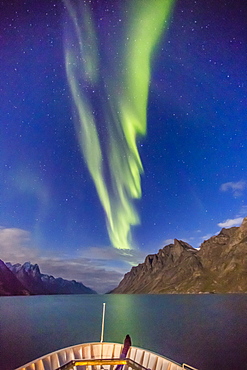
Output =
[{"x1": 0, "y1": 0, "x2": 246, "y2": 293}]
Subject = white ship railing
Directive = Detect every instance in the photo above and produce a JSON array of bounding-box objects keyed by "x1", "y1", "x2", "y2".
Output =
[{"x1": 15, "y1": 342, "x2": 198, "y2": 370}]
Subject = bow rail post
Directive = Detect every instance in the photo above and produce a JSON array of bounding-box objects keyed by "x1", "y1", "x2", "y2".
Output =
[{"x1": 100, "y1": 303, "x2": 106, "y2": 343}]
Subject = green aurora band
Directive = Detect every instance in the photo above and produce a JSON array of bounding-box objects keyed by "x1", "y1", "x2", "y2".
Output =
[{"x1": 64, "y1": 0, "x2": 175, "y2": 250}]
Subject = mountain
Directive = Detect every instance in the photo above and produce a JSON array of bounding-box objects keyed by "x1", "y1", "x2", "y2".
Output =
[
  {"x1": 0, "y1": 259, "x2": 30, "y2": 296},
  {"x1": 111, "y1": 217, "x2": 247, "y2": 294},
  {"x1": 2, "y1": 261, "x2": 96, "y2": 295}
]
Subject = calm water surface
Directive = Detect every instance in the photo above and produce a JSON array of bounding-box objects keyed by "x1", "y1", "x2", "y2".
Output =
[{"x1": 0, "y1": 294, "x2": 246, "y2": 370}]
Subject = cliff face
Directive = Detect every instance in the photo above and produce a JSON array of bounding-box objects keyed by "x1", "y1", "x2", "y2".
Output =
[
  {"x1": 0, "y1": 259, "x2": 30, "y2": 296},
  {"x1": 111, "y1": 217, "x2": 247, "y2": 294},
  {"x1": 197, "y1": 217, "x2": 247, "y2": 293},
  {"x1": 1, "y1": 261, "x2": 96, "y2": 295}
]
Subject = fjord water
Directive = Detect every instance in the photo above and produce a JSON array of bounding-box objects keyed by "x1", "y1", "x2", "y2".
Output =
[{"x1": 0, "y1": 294, "x2": 246, "y2": 370}]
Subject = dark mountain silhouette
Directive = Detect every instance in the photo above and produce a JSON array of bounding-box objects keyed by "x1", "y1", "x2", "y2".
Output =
[
  {"x1": 0, "y1": 261, "x2": 96, "y2": 295},
  {"x1": 0, "y1": 259, "x2": 30, "y2": 296}
]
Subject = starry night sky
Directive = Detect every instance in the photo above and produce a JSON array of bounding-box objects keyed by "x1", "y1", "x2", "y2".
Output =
[{"x1": 0, "y1": 0, "x2": 246, "y2": 293}]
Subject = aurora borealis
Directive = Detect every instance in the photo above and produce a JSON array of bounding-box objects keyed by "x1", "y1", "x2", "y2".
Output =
[
  {"x1": 0, "y1": 0, "x2": 246, "y2": 292},
  {"x1": 64, "y1": 0, "x2": 175, "y2": 250}
]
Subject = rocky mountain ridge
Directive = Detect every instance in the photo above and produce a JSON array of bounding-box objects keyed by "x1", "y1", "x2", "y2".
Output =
[
  {"x1": 0, "y1": 260, "x2": 96, "y2": 295},
  {"x1": 0, "y1": 259, "x2": 30, "y2": 296},
  {"x1": 111, "y1": 217, "x2": 247, "y2": 293}
]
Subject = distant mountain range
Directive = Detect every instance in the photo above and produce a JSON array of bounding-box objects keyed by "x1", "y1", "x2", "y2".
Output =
[
  {"x1": 1, "y1": 217, "x2": 247, "y2": 296},
  {"x1": 111, "y1": 217, "x2": 247, "y2": 293},
  {"x1": 0, "y1": 260, "x2": 96, "y2": 295}
]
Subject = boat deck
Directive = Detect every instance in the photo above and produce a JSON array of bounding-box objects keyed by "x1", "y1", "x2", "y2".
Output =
[{"x1": 15, "y1": 342, "x2": 197, "y2": 370}]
